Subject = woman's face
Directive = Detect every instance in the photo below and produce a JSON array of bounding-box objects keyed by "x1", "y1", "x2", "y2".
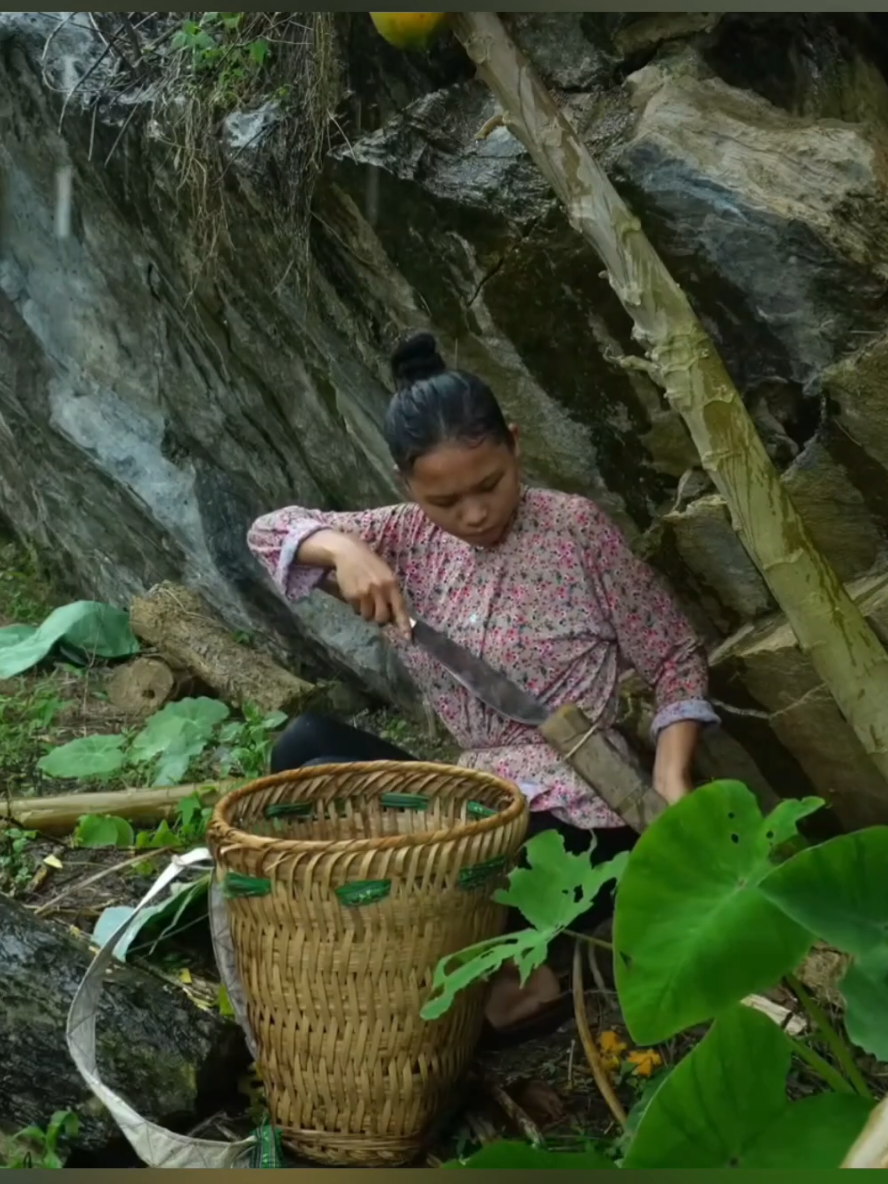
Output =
[{"x1": 405, "y1": 430, "x2": 522, "y2": 547}]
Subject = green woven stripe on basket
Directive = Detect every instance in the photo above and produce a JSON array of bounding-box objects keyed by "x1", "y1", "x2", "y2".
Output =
[
  {"x1": 467, "y1": 800, "x2": 497, "y2": 820},
  {"x1": 380, "y1": 792, "x2": 429, "y2": 811},
  {"x1": 335, "y1": 880, "x2": 392, "y2": 908},
  {"x1": 264, "y1": 801, "x2": 313, "y2": 820},
  {"x1": 247, "y1": 1120, "x2": 285, "y2": 1169},
  {"x1": 458, "y1": 856, "x2": 507, "y2": 890},
  {"x1": 223, "y1": 872, "x2": 273, "y2": 899}
]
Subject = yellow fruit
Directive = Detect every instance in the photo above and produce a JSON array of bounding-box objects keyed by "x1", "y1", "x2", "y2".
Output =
[{"x1": 370, "y1": 12, "x2": 448, "y2": 51}]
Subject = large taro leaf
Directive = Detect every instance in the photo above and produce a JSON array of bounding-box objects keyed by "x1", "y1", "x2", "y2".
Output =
[
  {"x1": 421, "y1": 830, "x2": 627, "y2": 1022},
  {"x1": 624, "y1": 1004, "x2": 873, "y2": 1169},
  {"x1": 761, "y1": 828, "x2": 888, "y2": 1061},
  {"x1": 614, "y1": 781, "x2": 820, "y2": 1045},
  {"x1": 0, "y1": 601, "x2": 138, "y2": 679},
  {"x1": 130, "y1": 697, "x2": 231, "y2": 786},
  {"x1": 760, "y1": 828, "x2": 888, "y2": 960},
  {"x1": 37, "y1": 734, "x2": 127, "y2": 781},
  {"x1": 838, "y1": 947, "x2": 888, "y2": 1062}
]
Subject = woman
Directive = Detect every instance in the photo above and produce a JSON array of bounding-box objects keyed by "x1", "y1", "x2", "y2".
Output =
[{"x1": 247, "y1": 331, "x2": 718, "y2": 1043}]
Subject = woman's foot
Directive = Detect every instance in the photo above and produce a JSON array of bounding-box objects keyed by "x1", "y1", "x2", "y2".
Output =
[{"x1": 484, "y1": 963, "x2": 562, "y2": 1030}]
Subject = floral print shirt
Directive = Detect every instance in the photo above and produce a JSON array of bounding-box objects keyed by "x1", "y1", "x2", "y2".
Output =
[{"x1": 247, "y1": 488, "x2": 719, "y2": 830}]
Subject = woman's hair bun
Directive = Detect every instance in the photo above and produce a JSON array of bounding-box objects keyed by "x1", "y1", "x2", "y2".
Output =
[{"x1": 390, "y1": 330, "x2": 447, "y2": 390}]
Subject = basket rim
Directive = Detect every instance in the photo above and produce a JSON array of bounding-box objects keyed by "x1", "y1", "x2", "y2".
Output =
[{"x1": 207, "y1": 760, "x2": 527, "y2": 857}]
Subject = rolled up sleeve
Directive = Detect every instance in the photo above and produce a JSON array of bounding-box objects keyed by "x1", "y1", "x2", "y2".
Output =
[{"x1": 247, "y1": 503, "x2": 418, "y2": 603}]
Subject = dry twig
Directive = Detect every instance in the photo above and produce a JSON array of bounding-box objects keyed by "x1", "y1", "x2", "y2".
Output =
[{"x1": 572, "y1": 939, "x2": 627, "y2": 1127}]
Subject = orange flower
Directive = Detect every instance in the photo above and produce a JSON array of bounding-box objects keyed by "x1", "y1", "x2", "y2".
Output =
[
  {"x1": 626, "y1": 1049, "x2": 663, "y2": 1078},
  {"x1": 597, "y1": 1030, "x2": 628, "y2": 1072},
  {"x1": 598, "y1": 1030, "x2": 627, "y2": 1056}
]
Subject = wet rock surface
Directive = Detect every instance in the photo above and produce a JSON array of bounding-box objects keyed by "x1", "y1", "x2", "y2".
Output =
[{"x1": 4, "y1": 13, "x2": 888, "y2": 809}]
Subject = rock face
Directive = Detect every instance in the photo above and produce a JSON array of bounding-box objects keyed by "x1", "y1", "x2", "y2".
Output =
[{"x1": 4, "y1": 12, "x2": 888, "y2": 819}]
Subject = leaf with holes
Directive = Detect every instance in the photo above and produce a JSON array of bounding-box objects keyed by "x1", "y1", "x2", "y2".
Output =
[
  {"x1": 421, "y1": 928, "x2": 549, "y2": 1022},
  {"x1": 37, "y1": 734, "x2": 127, "y2": 781},
  {"x1": 613, "y1": 782, "x2": 820, "y2": 1045},
  {"x1": 422, "y1": 829, "x2": 627, "y2": 1022},
  {"x1": 623, "y1": 1005, "x2": 873, "y2": 1169},
  {"x1": 495, "y1": 828, "x2": 629, "y2": 932}
]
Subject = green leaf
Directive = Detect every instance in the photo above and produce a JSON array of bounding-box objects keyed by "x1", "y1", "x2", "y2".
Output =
[
  {"x1": 761, "y1": 828, "x2": 888, "y2": 960},
  {"x1": 421, "y1": 829, "x2": 626, "y2": 1022},
  {"x1": 623, "y1": 1006, "x2": 791, "y2": 1168},
  {"x1": 38, "y1": 734, "x2": 126, "y2": 780},
  {"x1": 743, "y1": 1094, "x2": 874, "y2": 1169},
  {"x1": 130, "y1": 697, "x2": 229, "y2": 786},
  {"x1": 443, "y1": 1141, "x2": 615, "y2": 1169},
  {"x1": 840, "y1": 947, "x2": 888, "y2": 1061},
  {"x1": 217, "y1": 983, "x2": 236, "y2": 1018},
  {"x1": 495, "y1": 828, "x2": 628, "y2": 932},
  {"x1": 613, "y1": 781, "x2": 816, "y2": 1044},
  {"x1": 151, "y1": 735, "x2": 204, "y2": 788},
  {"x1": 0, "y1": 600, "x2": 138, "y2": 679},
  {"x1": 248, "y1": 38, "x2": 269, "y2": 66},
  {"x1": 74, "y1": 814, "x2": 134, "y2": 849},
  {"x1": 131, "y1": 697, "x2": 230, "y2": 762},
  {"x1": 421, "y1": 929, "x2": 548, "y2": 1022},
  {"x1": 44, "y1": 1111, "x2": 79, "y2": 1155}
]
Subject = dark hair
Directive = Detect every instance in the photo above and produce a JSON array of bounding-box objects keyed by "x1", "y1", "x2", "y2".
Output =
[{"x1": 383, "y1": 331, "x2": 513, "y2": 473}]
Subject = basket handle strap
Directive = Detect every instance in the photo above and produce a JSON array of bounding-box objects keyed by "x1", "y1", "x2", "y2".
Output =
[{"x1": 65, "y1": 847, "x2": 256, "y2": 1169}]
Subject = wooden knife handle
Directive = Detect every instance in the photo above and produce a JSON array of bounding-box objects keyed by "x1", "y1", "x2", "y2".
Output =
[{"x1": 539, "y1": 704, "x2": 667, "y2": 834}]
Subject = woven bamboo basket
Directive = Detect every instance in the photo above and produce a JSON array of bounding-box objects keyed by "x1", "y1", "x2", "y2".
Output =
[{"x1": 207, "y1": 761, "x2": 528, "y2": 1167}]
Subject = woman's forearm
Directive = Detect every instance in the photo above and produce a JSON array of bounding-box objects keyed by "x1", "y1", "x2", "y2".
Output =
[
  {"x1": 653, "y1": 720, "x2": 701, "y2": 804},
  {"x1": 296, "y1": 528, "x2": 357, "y2": 568}
]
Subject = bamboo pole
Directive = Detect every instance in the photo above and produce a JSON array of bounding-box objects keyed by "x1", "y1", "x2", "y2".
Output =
[
  {"x1": 451, "y1": 12, "x2": 888, "y2": 786},
  {"x1": 0, "y1": 781, "x2": 236, "y2": 835}
]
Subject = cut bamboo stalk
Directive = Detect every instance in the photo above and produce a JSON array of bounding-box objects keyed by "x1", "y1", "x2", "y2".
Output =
[
  {"x1": 0, "y1": 780, "x2": 237, "y2": 835},
  {"x1": 451, "y1": 12, "x2": 888, "y2": 791}
]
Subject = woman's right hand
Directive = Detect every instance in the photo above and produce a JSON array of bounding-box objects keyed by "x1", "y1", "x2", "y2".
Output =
[{"x1": 328, "y1": 534, "x2": 412, "y2": 637}]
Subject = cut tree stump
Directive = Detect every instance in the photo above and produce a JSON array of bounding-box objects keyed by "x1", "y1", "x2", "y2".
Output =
[
  {"x1": 0, "y1": 895, "x2": 248, "y2": 1154},
  {"x1": 129, "y1": 582, "x2": 316, "y2": 717},
  {"x1": 106, "y1": 657, "x2": 191, "y2": 717}
]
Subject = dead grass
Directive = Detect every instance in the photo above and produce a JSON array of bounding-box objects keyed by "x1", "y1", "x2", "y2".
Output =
[{"x1": 93, "y1": 11, "x2": 343, "y2": 288}]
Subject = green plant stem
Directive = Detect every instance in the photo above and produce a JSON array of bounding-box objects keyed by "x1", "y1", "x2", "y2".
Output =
[
  {"x1": 790, "y1": 1037, "x2": 855, "y2": 1096},
  {"x1": 564, "y1": 929, "x2": 613, "y2": 951},
  {"x1": 787, "y1": 975, "x2": 873, "y2": 1099}
]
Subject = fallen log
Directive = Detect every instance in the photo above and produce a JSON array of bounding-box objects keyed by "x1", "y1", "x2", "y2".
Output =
[
  {"x1": 0, "y1": 781, "x2": 237, "y2": 836},
  {"x1": 129, "y1": 582, "x2": 316, "y2": 717},
  {"x1": 0, "y1": 895, "x2": 248, "y2": 1155},
  {"x1": 106, "y1": 657, "x2": 193, "y2": 717}
]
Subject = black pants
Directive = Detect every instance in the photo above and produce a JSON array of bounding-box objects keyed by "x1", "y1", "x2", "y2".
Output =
[{"x1": 271, "y1": 712, "x2": 636, "y2": 934}]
